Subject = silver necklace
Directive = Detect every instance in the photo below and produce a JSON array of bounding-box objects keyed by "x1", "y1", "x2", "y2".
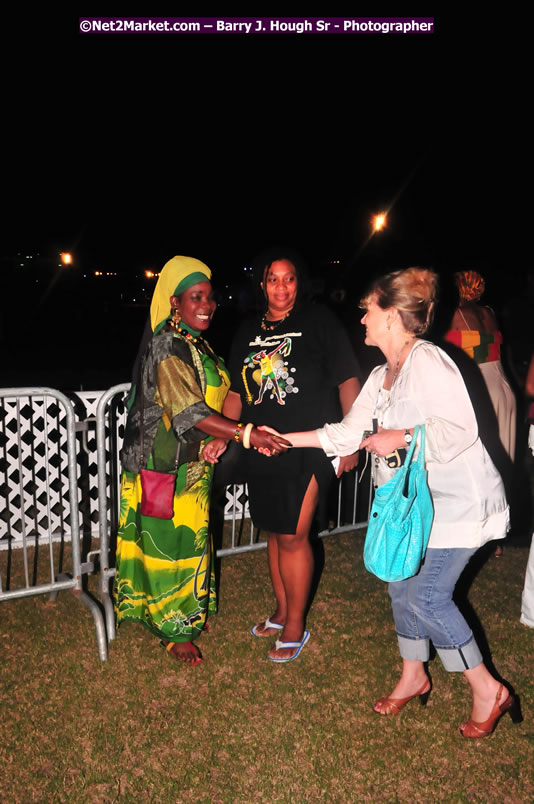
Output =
[
  {"x1": 369, "y1": 337, "x2": 416, "y2": 479},
  {"x1": 389, "y1": 337, "x2": 416, "y2": 384}
]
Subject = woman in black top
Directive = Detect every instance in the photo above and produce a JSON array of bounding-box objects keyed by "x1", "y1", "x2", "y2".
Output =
[{"x1": 209, "y1": 249, "x2": 361, "y2": 662}]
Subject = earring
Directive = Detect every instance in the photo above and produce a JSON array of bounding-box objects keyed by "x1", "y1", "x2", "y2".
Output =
[{"x1": 171, "y1": 307, "x2": 181, "y2": 328}]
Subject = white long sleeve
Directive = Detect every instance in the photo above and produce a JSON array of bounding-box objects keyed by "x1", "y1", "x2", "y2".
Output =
[{"x1": 317, "y1": 340, "x2": 508, "y2": 549}]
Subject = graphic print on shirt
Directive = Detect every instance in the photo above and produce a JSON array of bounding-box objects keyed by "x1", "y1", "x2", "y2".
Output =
[{"x1": 241, "y1": 331, "x2": 302, "y2": 406}]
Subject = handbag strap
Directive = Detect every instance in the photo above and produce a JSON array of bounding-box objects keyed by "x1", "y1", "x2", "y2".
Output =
[{"x1": 404, "y1": 424, "x2": 424, "y2": 468}]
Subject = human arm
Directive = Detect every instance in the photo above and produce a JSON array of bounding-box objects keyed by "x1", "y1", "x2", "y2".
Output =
[
  {"x1": 402, "y1": 342, "x2": 478, "y2": 463},
  {"x1": 202, "y1": 390, "x2": 244, "y2": 463},
  {"x1": 194, "y1": 413, "x2": 290, "y2": 453},
  {"x1": 355, "y1": 345, "x2": 482, "y2": 463},
  {"x1": 334, "y1": 376, "x2": 361, "y2": 477},
  {"x1": 338, "y1": 377, "x2": 361, "y2": 414},
  {"x1": 222, "y1": 389, "x2": 243, "y2": 420},
  {"x1": 283, "y1": 429, "x2": 323, "y2": 448},
  {"x1": 281, "y1": 369, "x2": 379, "y2": 454},
  {"x1": 156, "y1": 350, "x2": 289, "y2": 455},
  {"x1": 360, "y1": 426, "x2": 414, "y2": 457}
]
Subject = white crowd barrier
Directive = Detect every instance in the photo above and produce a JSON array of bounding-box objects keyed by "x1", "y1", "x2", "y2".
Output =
[{"x1": 1, "y1": 385, "x2": 371, "y2": 659}]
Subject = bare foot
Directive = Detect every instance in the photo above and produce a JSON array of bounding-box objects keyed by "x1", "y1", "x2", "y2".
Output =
[{"x1": 163, "y1": 641, "x2": 202, "y2": 665}]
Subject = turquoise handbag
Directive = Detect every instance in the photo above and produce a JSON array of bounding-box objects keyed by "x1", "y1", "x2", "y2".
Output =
[{"x1": 363, "y1": 425, "x2": 434, "y2": 582}]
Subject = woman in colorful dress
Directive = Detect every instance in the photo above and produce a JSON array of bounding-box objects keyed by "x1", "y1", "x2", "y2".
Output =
[
  {"x1": 445, "y1": 269, "x2": 517, "y2": 556},
  {"x1": 445, "y1": 269, "x2": 516, "y2": 460},
  {"x1": 115, "y1": 256, "x2": 288, "y2": 664},
  {"x1": 279, "y1": 267, "x2": 521, "y2": 737},
  {"x1": 218, "y1": 249, "x2": 361, "y2": 662}
]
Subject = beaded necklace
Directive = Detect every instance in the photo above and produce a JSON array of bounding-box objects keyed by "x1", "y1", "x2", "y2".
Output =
[
  {"x1": 168, "y1": 319, "x2": 224, "y2": 378},
  {"x1": 260, "y1": 308, "x2": 293, "y2": 331}
]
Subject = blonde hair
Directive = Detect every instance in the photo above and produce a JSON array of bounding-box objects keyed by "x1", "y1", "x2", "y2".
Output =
[{"x1": 361, "y1": 267, "x2": 439, "y2": 335}]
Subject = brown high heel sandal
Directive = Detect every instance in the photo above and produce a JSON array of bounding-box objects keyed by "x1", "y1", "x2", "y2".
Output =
[
  {"x1": 374, "y1": 680, "x2": 431, "y2": 715},
  {"x1": 460, "y1": 683, "x2": 522, "y2": 738}
]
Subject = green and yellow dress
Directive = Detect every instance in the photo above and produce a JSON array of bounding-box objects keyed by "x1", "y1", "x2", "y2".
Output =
[{"x1": 114, "y1": 327, "x2": 230, "y2": 643}]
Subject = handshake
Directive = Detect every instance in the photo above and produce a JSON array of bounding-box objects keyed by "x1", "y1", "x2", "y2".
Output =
[{"x1": 202, "y1": 425, "x2": 292, "y2": 464}]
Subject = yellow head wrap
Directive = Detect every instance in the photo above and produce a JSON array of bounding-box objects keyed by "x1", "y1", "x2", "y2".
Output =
[{"x1": 150, "y1": 255, "x2": 212, "y2": 334}]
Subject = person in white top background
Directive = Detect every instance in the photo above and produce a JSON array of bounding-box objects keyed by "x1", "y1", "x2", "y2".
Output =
[{"x1": 277, "y1": 266, "x2": 522, "y2": 738}]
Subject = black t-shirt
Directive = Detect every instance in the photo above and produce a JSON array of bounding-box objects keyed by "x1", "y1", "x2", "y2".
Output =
[{"x1": 228, "y1": 302, "x2": 361, "y2": 431}]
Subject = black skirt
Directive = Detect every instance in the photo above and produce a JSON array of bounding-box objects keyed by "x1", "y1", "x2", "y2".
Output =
[{"x1": 245, "y1": 446, "x2": 334, "y2": 534}]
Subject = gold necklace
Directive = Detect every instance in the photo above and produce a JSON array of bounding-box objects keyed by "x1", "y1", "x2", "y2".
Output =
[{"x1": 260, "y1": 308, "x2": 293, "y2": 331}]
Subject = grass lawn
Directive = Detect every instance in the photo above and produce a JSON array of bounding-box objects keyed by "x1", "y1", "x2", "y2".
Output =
[{"x1": 1, "y1": 530, "x2": 533, "y2": 803}]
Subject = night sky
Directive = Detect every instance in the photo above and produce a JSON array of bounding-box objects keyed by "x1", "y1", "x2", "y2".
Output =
[{"x1": 2, "y1": 14, "x2": 530, "y2": 387}]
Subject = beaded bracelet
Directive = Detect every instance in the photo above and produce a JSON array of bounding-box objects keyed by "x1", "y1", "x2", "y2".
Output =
[
  {"x1": 233, "y1": 422, "x2": 244, "y2": 442},
  {"x1": 242, "y1": 422, "x2": 254, "y2": 449}
]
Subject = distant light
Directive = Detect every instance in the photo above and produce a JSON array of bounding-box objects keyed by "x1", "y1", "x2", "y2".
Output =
[
  {"x1": 61, "y1": 252, "x2": 73, "y2": 265},
  {"x1": 373, "y1": 214, "x2": 386, "y2": 232},
  {"x1": 145, "y1": 270, "x2": 155, "y2": 278}
]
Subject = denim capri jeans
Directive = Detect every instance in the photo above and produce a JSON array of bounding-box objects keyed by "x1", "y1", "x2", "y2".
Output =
[{"x1": 388, "y1": 547, "x2": 484, "y2": 672}]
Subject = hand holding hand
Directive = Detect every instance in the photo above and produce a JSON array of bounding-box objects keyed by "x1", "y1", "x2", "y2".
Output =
[{"x1": 252, "y1": 425, "x2": 291, "y2": 457}]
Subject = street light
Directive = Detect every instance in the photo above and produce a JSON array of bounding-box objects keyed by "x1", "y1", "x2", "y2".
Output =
[
  {"x1": 60, "y1": 252, "x2": 73, "y2": 265},
  {"x1": 373, "y1": 213, "x2": 386, "y2": 232}
]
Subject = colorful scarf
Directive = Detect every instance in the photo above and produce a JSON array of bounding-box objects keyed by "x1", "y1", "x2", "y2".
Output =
[
  {"x1": 454, "y1": 270, "x2": 485, "y2": 302},
  {"x1": 150, "y1": 256, "x2": 212, "y2": 334}
]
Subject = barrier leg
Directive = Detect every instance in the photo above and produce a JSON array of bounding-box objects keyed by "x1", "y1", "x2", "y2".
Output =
[
  {"x1": 73, "y1": 587, "x2": 108, "y2": 662},
  {"x1": 101, "y1": 583, "x2": 116, "y2": 642}
]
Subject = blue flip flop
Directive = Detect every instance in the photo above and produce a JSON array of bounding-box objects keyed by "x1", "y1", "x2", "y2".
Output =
[
  {"x1": 251, "y1": 617, "x2": 284, "y2": 637},
  {"x1": 267, "y1": 630, "x2": 310, "y2": 662}
]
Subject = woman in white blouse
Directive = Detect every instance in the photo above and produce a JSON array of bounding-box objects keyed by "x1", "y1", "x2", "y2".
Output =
[{"x1": 282, "y1": 267, "x2": 521, "y2": 738}]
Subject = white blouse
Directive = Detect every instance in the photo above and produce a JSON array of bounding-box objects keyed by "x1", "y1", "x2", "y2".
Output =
[{"x1": 317, "y1": 340, "x2": 509, "y2": 548}]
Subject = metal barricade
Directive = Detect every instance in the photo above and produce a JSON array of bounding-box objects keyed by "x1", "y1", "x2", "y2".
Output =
[
  {"x1": 0, "y1": 388, "x2": 108, "y2": 661},
  {"x1": 95, "y1": 383, "x2": 131, "y2": 642},
  {"x1": 1, "y1": 384, "x2": 371, "y2": 657},
  {"x1": 93, "y1": 385, "x2": 371, "y2": 603}
]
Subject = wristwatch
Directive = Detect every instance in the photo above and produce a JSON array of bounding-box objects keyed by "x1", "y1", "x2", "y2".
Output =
[{"x1": 404, "y1": 429, "x2": 413, "y2": 444}]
